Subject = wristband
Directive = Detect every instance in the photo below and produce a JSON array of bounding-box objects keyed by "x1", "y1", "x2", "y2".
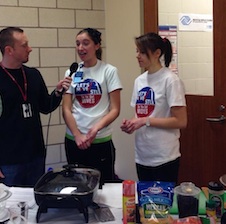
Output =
[{"x1": 146, "y1": 117, "x2": 151, "y2": 127}]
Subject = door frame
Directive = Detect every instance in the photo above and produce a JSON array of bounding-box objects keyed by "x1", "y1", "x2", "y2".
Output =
[
  {"x1": 143, "y1": 0, "x2": 226, "y2": 186},
  {"x1": 143, "y1": 0, "x2": 158, "y2": 33}
]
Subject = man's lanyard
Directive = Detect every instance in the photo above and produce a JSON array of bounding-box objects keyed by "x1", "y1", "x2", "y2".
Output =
[{"x1": 0, "y1": 63, "x2": 27, "y2": 102}]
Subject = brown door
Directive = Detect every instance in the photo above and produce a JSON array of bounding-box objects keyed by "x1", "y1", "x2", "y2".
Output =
[{"x1": 144, "y1": 0, "x2": 226, "y2": 187}]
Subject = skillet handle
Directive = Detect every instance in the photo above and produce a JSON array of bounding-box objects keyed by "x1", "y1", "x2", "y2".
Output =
[
  {"x1": 63, "y1": 164, "x2": 88, "y2": 170},
  {"x1": 61, "y1": 164, "x2": 75, "y2": 177},
  {"x1": 63, "y1": 164, "x2": 79, "y2": 170}
]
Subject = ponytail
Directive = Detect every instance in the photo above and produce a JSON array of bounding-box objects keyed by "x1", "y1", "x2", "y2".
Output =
[{"x1": 163, "y1": 38, "x2": 172, "y2": 67}]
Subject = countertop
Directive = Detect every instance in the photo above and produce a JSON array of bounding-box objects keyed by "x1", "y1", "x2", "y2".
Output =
[
  {"x1": 5, "y1": 183, "x2": 123, "y2": 224},
  {"x1": 4, "y1": 183, "x2": 220, "y2": 224}
]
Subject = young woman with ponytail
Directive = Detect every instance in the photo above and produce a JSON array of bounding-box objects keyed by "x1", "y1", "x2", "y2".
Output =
[{"x1": 121, "y1": 32, "x2": 187, "y2": 183}]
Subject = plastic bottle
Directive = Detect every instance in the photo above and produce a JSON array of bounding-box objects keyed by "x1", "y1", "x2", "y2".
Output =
[
  {"x1": 208, "y1": 181, "x2": 224, "y2": 221},
  {"x1": 206, "y1": 200, "x2": 217, "y2": 220},
  {"x1": 123, "y1": 180, "x2": 136, "y2": 224}
]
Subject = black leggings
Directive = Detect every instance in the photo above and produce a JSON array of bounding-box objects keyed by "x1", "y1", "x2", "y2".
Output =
[
  {"x1": 136, "y1": 157, "x2": 180, "y2": 184},
  {"x1": 65, "y1": 137, "x2": 116, "y2": 184}
]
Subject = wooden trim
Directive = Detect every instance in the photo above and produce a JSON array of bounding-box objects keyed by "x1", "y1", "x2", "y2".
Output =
[
  {"x1": 143, "y1": 0, "x2": 158, "y2": 33},
  {"x1": 213, "y1": 0, "x2": 226, "y2": 98}
]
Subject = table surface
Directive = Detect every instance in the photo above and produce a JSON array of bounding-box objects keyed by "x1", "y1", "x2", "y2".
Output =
[
  {"x1": 5, "y1": 183, "x2": 123, "y2": 224},
  {"x1": 3, "y1": 183, "x2": 220, "y2": 224}
]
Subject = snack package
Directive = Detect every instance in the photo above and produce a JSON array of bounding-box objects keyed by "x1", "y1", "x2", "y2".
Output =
[
  {"x1": 173, "y1": 216, "x2": 202, "y2": 224},
  {"x1": 137, "y1": 181, "x2": 175, "y2": 224}
]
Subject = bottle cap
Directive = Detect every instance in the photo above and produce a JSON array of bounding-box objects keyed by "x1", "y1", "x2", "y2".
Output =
[
  {"x1": 208, "y1": 181, "x2": 224, "y2": 191},
  {"x1": 123, "y1": 180, "x2": 135, "y2": 196},
  {"x1": 174, "y1": 182, "x2": 200, "y2": 196}
]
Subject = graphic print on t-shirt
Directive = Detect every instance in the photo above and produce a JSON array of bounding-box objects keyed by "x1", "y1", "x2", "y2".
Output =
[
  {"x1": 74, "y1": 78, "x2": 102, "y2": 108},
  {"x1": 136, "y1": 87, "x2": 155, "y2": 117}
]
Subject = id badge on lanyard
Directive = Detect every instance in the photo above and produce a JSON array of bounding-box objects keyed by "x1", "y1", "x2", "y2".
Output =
[{"x1": 22, "y1": 103, "x2": 32, "y2": 118}]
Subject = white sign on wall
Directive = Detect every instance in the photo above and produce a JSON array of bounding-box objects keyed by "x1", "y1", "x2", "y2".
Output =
[{"x1": 179, "y1": 13, "x2": 213, "y2": 31}]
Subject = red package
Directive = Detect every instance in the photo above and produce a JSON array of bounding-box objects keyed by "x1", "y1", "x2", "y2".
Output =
[{"x1": 173, "y1": 216, "x2": 202, "y2": 224}]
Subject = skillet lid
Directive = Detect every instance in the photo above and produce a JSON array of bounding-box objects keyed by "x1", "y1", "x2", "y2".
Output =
[{"x1": 34, "y1": 164, "x2": 101, "y2": 196}]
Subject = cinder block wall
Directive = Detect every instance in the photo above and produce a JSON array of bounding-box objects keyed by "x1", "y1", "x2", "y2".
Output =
[{"x1": 0, "y1": 0, "x2": 105, "y2": 171}]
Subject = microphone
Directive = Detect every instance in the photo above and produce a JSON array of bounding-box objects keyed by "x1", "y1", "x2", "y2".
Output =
[
  {"x1": 56, "y1": 62, "x2": 78, "y2": 96},
  {"x1": 69, "y1": 62, "x2": 79, "y2": 77}
]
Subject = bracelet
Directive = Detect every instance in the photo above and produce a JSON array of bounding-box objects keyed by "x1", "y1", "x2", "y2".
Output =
[{"x1": 145, "y1": 117, "x2": 151, "y2": 127}]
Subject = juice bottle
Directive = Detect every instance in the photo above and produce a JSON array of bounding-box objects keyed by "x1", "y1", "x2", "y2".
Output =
[
  {"x1": 208, "y1": 181, "x2": 224, "y2": 221},
  {"x1": 123, "y1": 180, "x2": 136, "y2": 224}
]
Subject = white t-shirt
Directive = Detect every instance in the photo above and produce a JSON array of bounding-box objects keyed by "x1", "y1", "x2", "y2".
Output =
[
  {"x1": 131, "y1": 67, "x2": 186, "y2": 167},
  {"x1": 65, "y1": 60, "x2": 122, "y2": 139}
]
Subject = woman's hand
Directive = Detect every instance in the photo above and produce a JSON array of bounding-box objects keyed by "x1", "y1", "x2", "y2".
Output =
[
  {"x1": 121, "y1": 117, "x2": 145, "y2": 134},
  {"x1": 74, "y1": 133, "x2": 91, "y2": 150},
  {"x1": 86, "y1": 126, "x2": 99, "y2": 144}
]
